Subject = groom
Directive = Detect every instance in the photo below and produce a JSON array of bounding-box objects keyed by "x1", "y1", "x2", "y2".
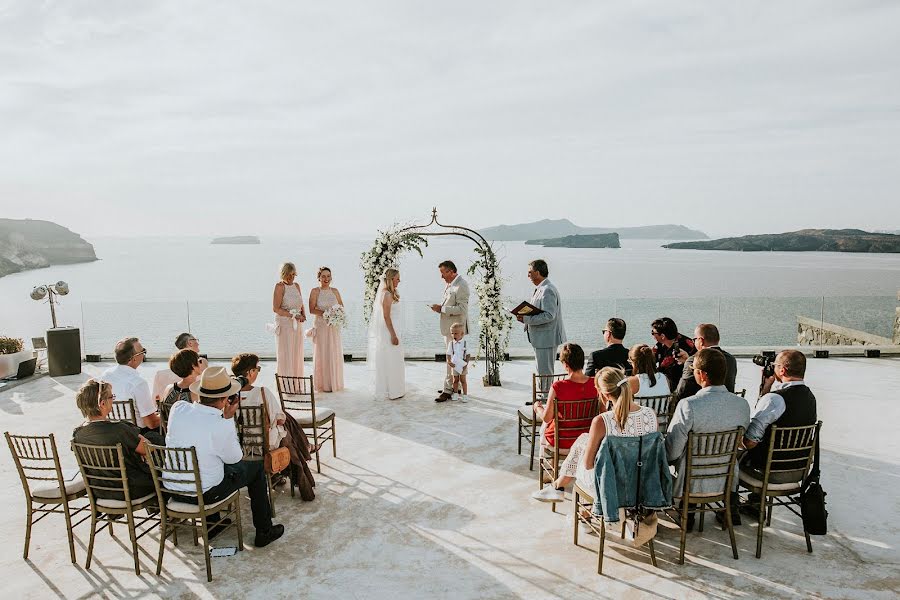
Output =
[
  {"x1": 430, "y1": 260, "x2": 469, "y2": 403},
  {"x1": 517, "y1": 259, "x2": 566, "y2": 404}
]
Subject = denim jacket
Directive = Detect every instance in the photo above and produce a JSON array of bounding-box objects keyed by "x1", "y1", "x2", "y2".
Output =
[{"x1": 592, "y1": 432, "x2": 673, "y2": 521}]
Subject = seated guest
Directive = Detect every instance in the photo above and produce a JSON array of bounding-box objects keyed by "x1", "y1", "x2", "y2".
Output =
[
  {"x1": 674, "y1": 323, "x2": 737, "y2": 401},
  {"x1": 651, "y1": 317, "x2": 696, "y2": 391},
  {"x1": 532, "y1": 366, "x2": 657, "y2": 502},
  {"x1": 630, "y1": 344, "x2": 670, "y2": 398},
  {"x1": 72, "y1": 379, "x2": 164, "y2": 500},
  {"x1": 742, "y1": 350, "x2": 817, "y2": 484},
  {"x1": 585, "y1": 318, "x2": 630, "y2": 377},
  {"x1": 532, "y1": 343, "x2": 597, "y2": 453},
  {"x1": 665, "y1": 349, "x2": 750, "y2": 520},
  {"x1": 152, "y1": 333, "x2": 209, "y2": 402},
  {"x1": 160, "y1": 348, "x2": 202, "y2": 428},
  {"x1": 231, "y1": 353, "x2": 317, "y2": 501},
  {"x1": 102, "y1": 337, "x2": 159, "y2": 432},
  {"x1": 165, "y1": 367, "x2": 285, "y2": 547}
]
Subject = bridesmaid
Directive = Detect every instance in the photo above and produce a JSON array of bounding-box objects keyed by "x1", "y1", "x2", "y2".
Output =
[
  {"x1": 309, "y1": 266, "x2": 345, "y2": 392},
  {"x1": 273, "y1": 262, "x2": 307, "y2": 376}
]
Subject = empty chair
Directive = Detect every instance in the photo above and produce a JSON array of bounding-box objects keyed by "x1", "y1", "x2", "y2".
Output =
[
  {"x1": 5, "y1": 432, "x2": 89, "y2": 563},
  {"x1": 275, "y1": 374, "x2": 335, "y2": 473}
]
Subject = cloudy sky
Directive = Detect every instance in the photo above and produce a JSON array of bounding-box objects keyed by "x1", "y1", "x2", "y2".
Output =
[{"x1": 1, "y1": 1, "x2": 898, "y2": 238}]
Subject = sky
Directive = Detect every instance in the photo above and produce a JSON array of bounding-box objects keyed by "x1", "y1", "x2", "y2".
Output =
[{"x1": 1, "y1": 1, "x2": 899, "y2": 239}]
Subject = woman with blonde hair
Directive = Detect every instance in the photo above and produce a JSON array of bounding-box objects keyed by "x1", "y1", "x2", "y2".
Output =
[
  {"x1": 272, "y1": 262, "x2": 307, "y2": 376},
  {"x1": 532, "y1": 366, "x2": 658, "y2": 502},
  {"x1": 367, "y1": 268, "x2": 405, "y2": 399},
  {"x1": 309, "y1": 266, "x2": 345, "y2": 392}
]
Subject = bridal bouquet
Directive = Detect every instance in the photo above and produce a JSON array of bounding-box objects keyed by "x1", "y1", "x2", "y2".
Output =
[
  {"x1": 323, "y1": 305, "x2": 347, "y2": 329},
  {"x1": 289, "y1": 308, "x2": 302, "y2": 331}
]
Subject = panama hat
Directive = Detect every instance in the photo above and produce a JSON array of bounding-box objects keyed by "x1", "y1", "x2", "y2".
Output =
[{"x1": 189, "y1": 366, "x2": 242, "y2": 398}]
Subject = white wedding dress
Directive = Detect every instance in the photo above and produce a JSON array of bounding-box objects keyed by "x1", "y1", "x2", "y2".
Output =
[{"x1": 368, "y1": 287, "x2": 406, "y2": 399}]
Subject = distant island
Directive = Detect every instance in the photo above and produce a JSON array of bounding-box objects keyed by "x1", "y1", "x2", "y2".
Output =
[
  {"x1": 525, "y1": 233, "x2": 620, "y2": 248},
  {"x1": 211, "y1": 236, "x2": 260, "y2": 245},
  {"x1": 663, "y1": 229, "x2": 900, "y2": 253},
  {"x1": 0, "y1": 219, "x2": 97, "y2": 279},
  {"x1": 480, "y1": 219, "x2": 707, "y2": 241}
]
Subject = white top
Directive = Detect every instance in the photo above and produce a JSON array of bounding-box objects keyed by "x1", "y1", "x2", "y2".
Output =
[
  {"x1": 164, "y1": 401, "x2": 243, "y2": 493},
  {"x1": 447, "y1": 339, "x2": 468, "y2": 375},
  {"x1": 240, "y1": 386, "x2": 286, "y2": 450},
  {"x1": 634, "y1": 372, "x2": 671, "y2": 398},
  {"x1": 152, "y1": 369, "x2": 179, "y2": 402},
  {"x1": 280, "y1": 282, "x2": 303, "y2": 311},
  {"x1": 600, "y1": 406, "x2": 659, "y2": 437},
  {"x1": 101, "y1": 364, "x2": 155, "y2": 427}
]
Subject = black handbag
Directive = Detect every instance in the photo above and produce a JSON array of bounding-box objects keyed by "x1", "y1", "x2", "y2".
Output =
[{"x1": 800, "y1": 434, "x2": 828, "y2": 535}]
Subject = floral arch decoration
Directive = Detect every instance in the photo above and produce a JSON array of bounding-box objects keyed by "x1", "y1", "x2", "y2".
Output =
[{"x1": 360, "y1": 208, "x2": 512, "y2": 386}]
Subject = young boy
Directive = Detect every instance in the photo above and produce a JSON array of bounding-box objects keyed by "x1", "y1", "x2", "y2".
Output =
[{"x1": 446, "y1": 322, "x2": 470, "y2": 402}]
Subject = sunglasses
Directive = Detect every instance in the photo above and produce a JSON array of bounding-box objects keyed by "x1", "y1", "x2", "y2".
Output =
[
  {"x1": 651, "y1": 331, "x2": 661, "y2": 336},
  {"x1": 133, "y1": 348, "x2": 147, "y2": 359}
]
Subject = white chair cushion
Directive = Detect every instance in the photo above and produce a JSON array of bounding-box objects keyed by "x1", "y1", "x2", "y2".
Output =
[
  {"x1": 96, "y1": 492, "x2": 156, "y2": 509},
  {"x1": 166, "y1": 494, "x2": 235, "y2": 514},
  {"x1": 294, "y1": 408, "x2": 335, "y2": 426},
  {"x1": 738, "y1": 470, "x2": 802, "y2": 493},
  {"x1": 517, "y1": 407, "x2": 535, "y2": 421},
  {"x1": 31, "y1": 476, "x2": 86, "y2": 499}
]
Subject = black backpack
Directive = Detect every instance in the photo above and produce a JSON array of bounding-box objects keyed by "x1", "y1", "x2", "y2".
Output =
[{"x1": 800, "y1": 433, "x2": 828, "y2": 535}]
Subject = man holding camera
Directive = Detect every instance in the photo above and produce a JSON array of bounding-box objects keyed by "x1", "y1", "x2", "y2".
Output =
[
  {"x1": 165, "y1": 367, "x2": 284, "y2": 547},
  {"x1": 741, "y1": 349, "x2": 817, "y2": 483}
]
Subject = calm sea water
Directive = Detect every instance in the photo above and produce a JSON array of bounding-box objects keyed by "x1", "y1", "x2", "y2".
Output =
[{"x1": 0, "y1": 235, "x2": 897, "y2": 357}]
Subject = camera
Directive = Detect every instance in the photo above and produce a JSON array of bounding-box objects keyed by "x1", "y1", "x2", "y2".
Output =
[
  {"x1": 752, "y1": 353, "x2": 776, "y2": 378},
  {"x1": 227, "y1": 375, "x2": 250, "y2": 405}
]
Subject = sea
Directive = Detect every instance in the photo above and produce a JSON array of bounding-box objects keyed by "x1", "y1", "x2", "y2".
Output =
[{"x1": 0, "y1": 235, "x2": 898, "y2": 358}]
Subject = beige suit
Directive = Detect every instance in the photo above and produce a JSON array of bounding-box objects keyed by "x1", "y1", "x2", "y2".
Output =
[{"x1": 440, "y1": 275, "x2": 470, "y2": 393}]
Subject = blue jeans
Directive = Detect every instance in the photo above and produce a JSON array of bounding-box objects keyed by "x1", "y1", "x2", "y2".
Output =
[{"x1": 202, "y1": 460, "x2": 272, "y2": 532}]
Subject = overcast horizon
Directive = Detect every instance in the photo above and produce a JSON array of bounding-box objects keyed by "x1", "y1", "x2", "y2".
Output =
[{"x1": 2, "y1": 2, "x2": 899, "y2": 239}]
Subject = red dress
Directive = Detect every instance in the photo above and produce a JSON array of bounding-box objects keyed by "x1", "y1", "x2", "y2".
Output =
[{"x1": 543, "y1": 378, "x2": 598, "y2": 450}]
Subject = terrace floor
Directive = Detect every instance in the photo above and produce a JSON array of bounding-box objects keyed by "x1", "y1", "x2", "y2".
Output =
[{"x1": 1, "y1": 357, "x2": 898, "y2": 599}]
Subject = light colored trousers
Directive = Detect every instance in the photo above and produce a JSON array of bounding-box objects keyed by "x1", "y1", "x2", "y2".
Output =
[{"x1": 534, "y1": 346, "x2": 557, "y2": 400}]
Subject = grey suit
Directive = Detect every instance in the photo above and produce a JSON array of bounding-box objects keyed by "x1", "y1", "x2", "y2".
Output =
[
  {"x1": 523, "y1": 278, "x2": 567, "y2": 397},
  {"x1": 665, "y1": 385, "x2": 750, "y2": 496},
  {"x1": 440, "y1": 275, "x2": 470, "y2": 393},
  {"x1": 674, "y1": 346, "x2": 738, "y2": 401}
]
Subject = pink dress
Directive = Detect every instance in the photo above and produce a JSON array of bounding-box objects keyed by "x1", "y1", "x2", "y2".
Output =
[
  {"x1": 313, "y1": 288, "x2": 344, "y2": 392},
  {"x1": 275, "y1": 282, "x2": 305, "y2": 377}
]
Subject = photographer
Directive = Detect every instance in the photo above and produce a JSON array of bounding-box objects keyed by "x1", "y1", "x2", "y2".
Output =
[
  {"x1": 742, "y1": 349, "x2": 817, "y2": 484},
  {"x1": 165, "y1": 367, "x2": 285, "y2": 547},
  {"x1": 651, "y1": 317, "x2": 696, "y2": 391}
]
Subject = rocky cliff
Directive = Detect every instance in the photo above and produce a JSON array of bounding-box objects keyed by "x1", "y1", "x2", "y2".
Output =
[
  {"x1": 663, "y1": 229, "x2": 900, "y2": 253},
  {"x1": 480, "y1": 219, "x2": 707, "y2": 241},
  {"x1": 525, "y1": 233, "x2": 621, "y2": 248},
  {"x1": 0, "y1": 219, "x2": 97, "y2": 278}
]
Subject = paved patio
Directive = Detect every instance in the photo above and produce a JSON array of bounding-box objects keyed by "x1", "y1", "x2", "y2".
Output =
[{"x1": 1, "y1": 356, "x2": 898, "y2": 599}]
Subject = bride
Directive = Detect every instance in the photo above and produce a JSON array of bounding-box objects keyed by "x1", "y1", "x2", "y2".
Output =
[{"x1": 368, "y1": 268, "x2": 406, "y2": 400}]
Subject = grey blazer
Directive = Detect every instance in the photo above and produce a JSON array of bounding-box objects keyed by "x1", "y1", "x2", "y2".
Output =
[
  {"x1": 523, "y1": 278, "x2": 566, "y2": 349},
  {"x1": 665, "y1": 385, "x2": 750, "y2": 496},
  {"x1": 439, "y1": 275, "x2": 469, "y2": 336}
]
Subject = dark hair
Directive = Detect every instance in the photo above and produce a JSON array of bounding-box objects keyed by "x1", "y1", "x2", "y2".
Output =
[
  {"x1": 231, "y1": 352, "x2": 260, "y2": 377},
  {"x1": 651, "y1": 317, "x2": 678, "y2": 340},
  {"x1": 114, "y1": 337, "x2": 139, "y2": 365},
  {"x1": 606, "y1": 318, "x2": 626, "y2": 340},
  {"x1": 317, "y1": 266, "x2": 332, "y2": 279},
  {"x1": 694, "y1": 348, "x2": 727, "y2": 386},
  {"x1": 529, "y1": 259, "x2": 549, "y2": 277},
  {"x1": 628, "y1": 344, "x2": 658, "y2": 387},
  {"x1": 559, "y1": 343, "x2": 585, "y2": 371},
  {"x1": 169, "y1": 348, "x2": 200, "y2": 378},
  {"x1": 777, "y1": 349, "x2": 806, "y2": 378},
  {"x1": 438, "y1": 260, "x2": 457, "y2": 273},
  {"x1": 175, "y1": 332, "x2": 193, "y2": 349},
  {"x1": 695, "y1": 323, "x2": 720, "y2": 346}
]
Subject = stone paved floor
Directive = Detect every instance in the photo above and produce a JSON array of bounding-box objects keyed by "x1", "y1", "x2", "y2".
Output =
[{"x1": 1, "y1": 357, "x2": 898, "y2": 599}]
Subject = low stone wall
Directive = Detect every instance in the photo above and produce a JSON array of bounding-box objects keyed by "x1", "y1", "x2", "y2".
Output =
[{"x1": 797, "y1": 316, "x2": 893, "y2": 346}]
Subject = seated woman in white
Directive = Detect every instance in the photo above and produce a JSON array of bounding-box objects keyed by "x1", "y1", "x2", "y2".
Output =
[{"x1": 629, "y1": 343, "x2": 670, "y2": 397}]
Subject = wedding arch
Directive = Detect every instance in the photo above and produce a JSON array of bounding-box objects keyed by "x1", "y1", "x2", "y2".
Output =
[{"x1": 360, "y1": 208, "x2": 512, "y2": 386}]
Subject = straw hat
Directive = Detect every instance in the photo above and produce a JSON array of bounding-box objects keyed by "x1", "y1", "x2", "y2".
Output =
[{"x1": 189, "y1": 366, "x2": 242, "y2": 399}]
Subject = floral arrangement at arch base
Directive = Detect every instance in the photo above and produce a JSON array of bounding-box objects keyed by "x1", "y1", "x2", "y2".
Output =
[
  {"x1": 360, "y1": 226, "x2": 428, "y2": 325},
  {"x1": 468, "y1": 245, "x2": 513, "y2": 386}
]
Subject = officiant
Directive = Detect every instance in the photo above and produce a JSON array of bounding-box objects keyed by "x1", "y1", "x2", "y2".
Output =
[
  {"x1": 430, "y1": 260, "x2": 469, "y2": 403},
  {"x1": 517, "y1": 259, "x2": 566, "y2": 404}
]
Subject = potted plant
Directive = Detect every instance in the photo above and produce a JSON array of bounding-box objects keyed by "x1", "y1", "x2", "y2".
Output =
[{"x1": 0, "y1": 337, "x2": 32, "y2": 379}]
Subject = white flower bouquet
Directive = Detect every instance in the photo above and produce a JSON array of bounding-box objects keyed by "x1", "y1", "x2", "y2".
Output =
[
  {"x1": 289, "y1": 308, "x2": 302, "y2": 331},
  {"x1": 323, "y1": 305, "x2": 347, "y2": 329}
]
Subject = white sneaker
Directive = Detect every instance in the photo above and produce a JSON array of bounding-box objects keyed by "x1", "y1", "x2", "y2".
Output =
[
  {"x1": 532, "y1": 486, "x2": 565, "y2": 503},
  {"x1": 459, "y1": 394, "x2": 468, "y2": 403}
]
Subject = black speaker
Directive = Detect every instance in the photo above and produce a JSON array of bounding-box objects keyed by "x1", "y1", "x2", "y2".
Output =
[{"x1": 47, "y1": 327, "x2": 82, "y2": 377}]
